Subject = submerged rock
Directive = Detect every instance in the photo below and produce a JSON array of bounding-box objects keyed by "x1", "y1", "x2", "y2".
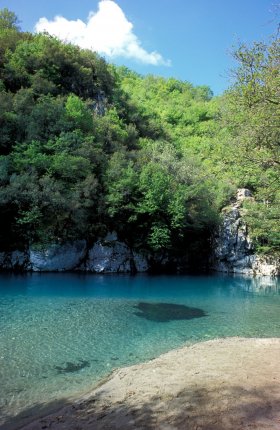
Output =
[
  {"x1": 134, "y1": 302, "x2": 207, "y2": 322},
  {"x1": 55, "y1": 360, "x2": 90, "y2": 374}
]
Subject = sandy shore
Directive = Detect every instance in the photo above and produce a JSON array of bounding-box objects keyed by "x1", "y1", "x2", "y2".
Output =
[{"x1": 6, "y1": 337, "x2": 280, "y2": 430}]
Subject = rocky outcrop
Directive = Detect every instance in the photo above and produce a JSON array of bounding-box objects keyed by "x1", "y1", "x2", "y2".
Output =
[
  {"x1": 251, "y1": 255, "x2": 280, "y2": 277},
  {"x1": 0, "y1": 233, "x2": 149, "y2": 273},
  {"x1": 0, "y1": 250, "x2": 29, "y2": 271},
  {"x1": 82, "y1": 232, "x2": 149, "y2": 273},
  {"x1": 91, "y1": 91, "x2": 106, "y2": 116},
  {"x1": 213, "y1": 189, "x2": 280, "y2": 276},
  {"x1": 1, "y1": 198, "x2": 278, "y2": 276},
  {"x1": 29, "y1": 241, "x2": 87, "y2": 271},
  {"x1": 212, "y1": 189, "x2": 254, "y2": 274}
]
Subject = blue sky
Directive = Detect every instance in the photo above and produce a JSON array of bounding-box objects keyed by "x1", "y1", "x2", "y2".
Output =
[{"x1": 1, "y1": 0, "x2": 278, "y2": 94}]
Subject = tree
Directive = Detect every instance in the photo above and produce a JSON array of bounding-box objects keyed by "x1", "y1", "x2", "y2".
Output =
[
  {"x1": 0, "y1": 9, "x2": 223, "y2": 262},
  {"x1": 0, "y1": 8, "x2": 20, "y2": 31},
  {"x1": 224, "y1": 34, "x2": 280, "y2": 254}
]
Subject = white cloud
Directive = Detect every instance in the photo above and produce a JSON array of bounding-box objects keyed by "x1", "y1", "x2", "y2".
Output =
[{"x1": 35, "y1": 0, "x2": 170, "y2": 66}]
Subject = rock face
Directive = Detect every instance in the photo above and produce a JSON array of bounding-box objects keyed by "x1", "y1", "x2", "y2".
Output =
[
  {"x1": 1, "y1": 199, "x2": 279, "y2": 276},
  {"x1": 0, "y1": 250, "x2": 29, "y2": 271},
  {"x1": 91, "y1": 91, "x2": 106, "y2": 116},
  {"x1": 83, "y1": 232, "x2": 149, "y2": 273},
  {"x1": 213, "y1": 189, "x2": 280, "y2": 276},
  {"x1": 251, "y1": 255, "x2": 280, "y2": 277},
  {"x1": 0, "y1": 233, "x2": 149, "y2": 273},
  {"x1": 29, "y1": 241, "x2": 87, "y2": 271}
]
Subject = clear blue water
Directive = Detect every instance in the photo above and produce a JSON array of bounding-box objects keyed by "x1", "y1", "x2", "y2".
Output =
[{"x1": 0, "y1": 272, "x2": 280, "y2": 426}]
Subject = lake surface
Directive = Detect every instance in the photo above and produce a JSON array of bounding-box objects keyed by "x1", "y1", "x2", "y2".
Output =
[{"x1": 0, "y1": 272, "x2": 280, "y2": 427}]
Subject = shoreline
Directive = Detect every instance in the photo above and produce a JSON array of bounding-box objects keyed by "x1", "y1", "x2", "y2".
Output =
[{"x1": 5, "y1": 336, "x2": 280, "y2": 430}]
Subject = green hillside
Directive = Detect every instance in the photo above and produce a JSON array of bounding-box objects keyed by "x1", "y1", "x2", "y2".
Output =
[{"x1": 0, "y1": 9, "x2": 279, "y2": 259}]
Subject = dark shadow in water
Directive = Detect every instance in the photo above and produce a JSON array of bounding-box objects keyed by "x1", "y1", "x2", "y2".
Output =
[
  {"x1": 133, "y1": 302, "x2": 207, "y2": 322},
  {"x1": 54, "y1": 360, "x2": 90, "y2": 374}
]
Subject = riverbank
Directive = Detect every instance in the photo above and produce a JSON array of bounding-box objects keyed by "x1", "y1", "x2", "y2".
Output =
[{"x1": 7, "y1": 337, "x2": 280, "y2": 430}]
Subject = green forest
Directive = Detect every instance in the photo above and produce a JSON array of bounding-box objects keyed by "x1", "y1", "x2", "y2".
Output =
[{"x1": 0, "y1": 9, "x2": 279, "y2": 261}]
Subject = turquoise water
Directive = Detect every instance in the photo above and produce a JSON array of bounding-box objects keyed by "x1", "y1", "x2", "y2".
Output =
[{"x1": 0, "y1": 273, "x2": 280, "y2": 426}]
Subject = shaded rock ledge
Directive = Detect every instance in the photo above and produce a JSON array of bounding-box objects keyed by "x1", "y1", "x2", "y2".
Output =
[{"x1": 0, "y1": 233, "x2": 148, "y2": 273}]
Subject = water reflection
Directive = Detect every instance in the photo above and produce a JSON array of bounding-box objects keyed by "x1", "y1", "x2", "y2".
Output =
[
  {"x1": 233, "y1": 276, "x2": 280, "y2": 296},
  {"x1": 0, "y1": 272, "x2": 279, "y2": 299}
]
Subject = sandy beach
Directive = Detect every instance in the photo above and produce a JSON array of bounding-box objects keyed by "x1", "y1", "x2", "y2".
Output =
[{"x1": 6, "y1": 337, "x2": 280, "y2": 430}]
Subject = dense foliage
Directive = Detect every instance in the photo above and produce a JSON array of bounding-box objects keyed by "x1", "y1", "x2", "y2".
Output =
[
  {"x1": 222, "y1": 37, "x2": 280, "y2": 254},
  {"x1": 0, "y1": 8, "x2": 279, "y2": 261}
]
